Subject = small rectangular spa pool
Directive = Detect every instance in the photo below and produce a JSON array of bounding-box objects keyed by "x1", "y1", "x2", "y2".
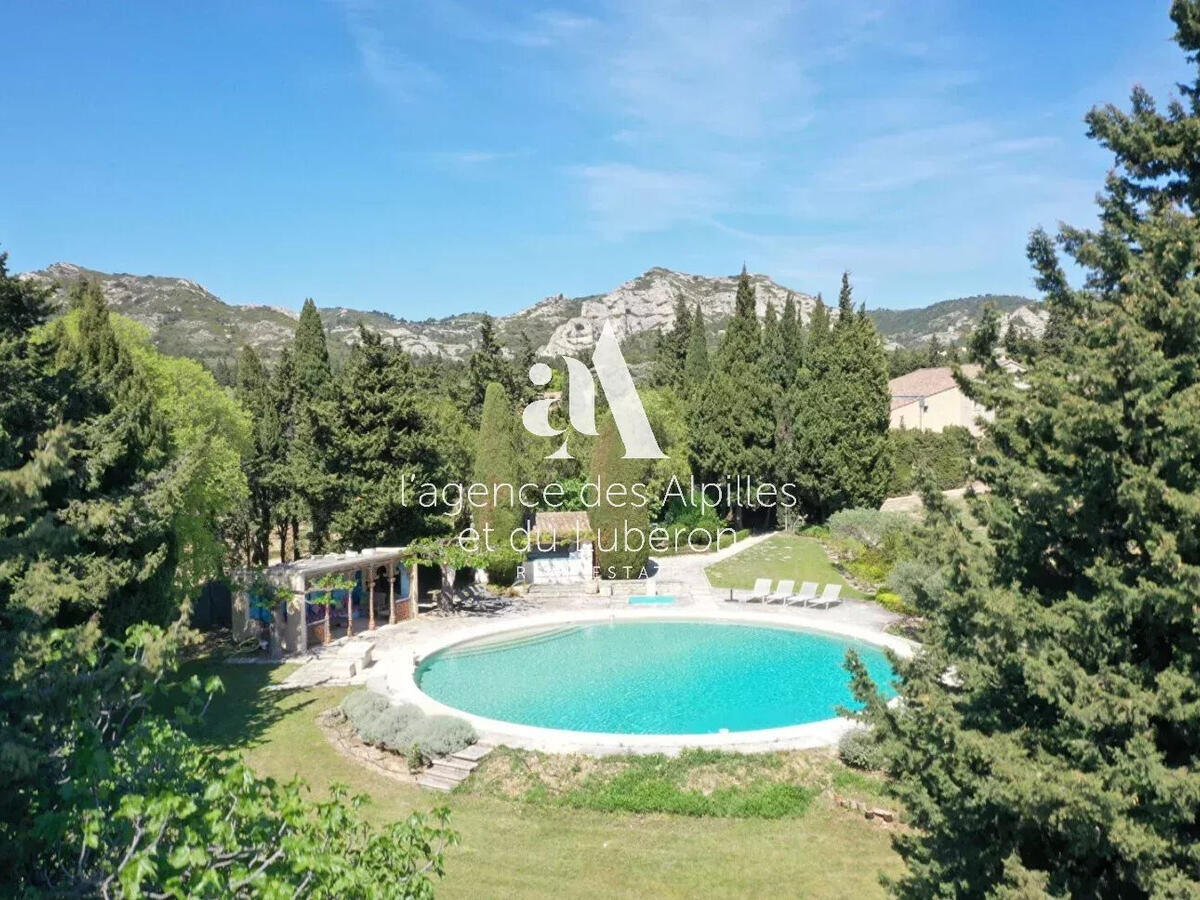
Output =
[{"x1": 628, "y1": 595, "x2": 676, "y2": 605}]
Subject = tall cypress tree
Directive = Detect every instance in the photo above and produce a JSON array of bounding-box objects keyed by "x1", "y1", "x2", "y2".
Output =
[
  {"x1": 688, "y1": 269, "x2": 773, "y2": 524},
  {"x1": 778, "y1": 274, "x2": 891, "y2": 520},
  {"x1": 472, "y1": 382, "x2": 521, "y2": 554},
  {"x1": 761, "y1": 301, "x2": 790, "y2": 438},
  {"x1": 779, "y1": 292, "x2": 804, "y2": 384},
  {"x1": 652, "y1": 293, "x2": 693, "y2": 393},
  {"x1": 854, "y1": 6, "x2": 1200, "y2": 894},
  {"x1": 271, "y1": 347, "x2": 302, "y2": 560},
  {"x1": 682, "y1": 301, "x2": 709, "y2": 400},
  {"x1": 289, "y1": 299, "x2": 335, "y2": 552},
  {"x1": 589, "y1": 412, "x2": 651, "y2": 578},
  {"x1": 292, "y1": 298, "x2": 331, "y2": 400},
  {"x1": 235, "y1": 345, "x2": 279, "y2": 565},
  {"x1": 807, "y1": 292, "x2": 830, "y2": 346}
]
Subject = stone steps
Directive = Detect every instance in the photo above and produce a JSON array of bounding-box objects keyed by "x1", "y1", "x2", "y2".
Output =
[{"x1": 415, "y1": 742, "x2": 494, "y2": 792}]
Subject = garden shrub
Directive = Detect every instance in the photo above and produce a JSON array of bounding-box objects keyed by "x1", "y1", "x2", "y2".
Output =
[
  {"x1": 407, "y1": 715, "x2": 477, "y2": 760},
  {"x1": 358, "y1": 703, "x2": 425, "y2": 749},
  {"x1": 874, "y1": 590, "x2": 916, "y2": 615},
  {"x1": 838, "y1": 726, "x2": 889, "y2": 771},
  {"x1": 483, "y1": 547, "x2": 522, "y2": 587},
  {"x1": 887, "y1": 558, "x2": 946, "y2": 612},
  {"x1": 828, "y1": 508, "x2": 912, "y2": 549},
  {"x1": 888, "y1": 426, "x2": 976, "y2": 495},
  {"x1": 340, "y1": 690, "x2": 390, "y2": 729}
]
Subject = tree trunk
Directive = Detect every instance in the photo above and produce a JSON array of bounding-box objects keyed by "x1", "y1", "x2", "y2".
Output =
[{"x1": 438, "y1": 564, "x2": 457, "y2": 613}]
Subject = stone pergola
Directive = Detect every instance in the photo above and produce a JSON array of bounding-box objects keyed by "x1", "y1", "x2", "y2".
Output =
[{"x1": 233, "y1": 547, "x2": 421, "y2": 658}]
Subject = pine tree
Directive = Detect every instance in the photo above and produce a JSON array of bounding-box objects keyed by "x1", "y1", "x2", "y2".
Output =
[
  {"x1": 968, "y1": 301, "x2": 1001, "y2": 365},
  {"x1": 688, "y1": 269, "x2": 774, "y2": 524},
  {"x1": 3, "y1": 274, "x2": 181, "y2": 633},
  {"x1": 854, "y1": 6, "x2": 1200, "y2": 894},
  {"x1": 926, "y1": 335, "x2": 942, "y2": 367},
  {"x1": 472, "y1": 381, "x2": 521, "y2": 554},
  {"x1": 467, "y1": 314, "x2": 512, "y2": 421},
  {"x1": 588, "y1": 412, "x2": 651, "y2": 579},
  {"x1": 327, "y1": 327, "x2": 444, "y2": 548}
]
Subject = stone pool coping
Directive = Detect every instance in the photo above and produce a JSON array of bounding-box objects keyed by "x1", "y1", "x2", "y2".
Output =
[{"x1": 378, "y1": 607, "x2": 917, "y2": 756}]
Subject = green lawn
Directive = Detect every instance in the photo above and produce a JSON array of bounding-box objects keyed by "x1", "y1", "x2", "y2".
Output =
[
  {"x1": 187, "y1": 661, "x2": 901, "y2": 898},
  {"x1": 704, "y1": 534, "x2": 865, "y2": 598}
]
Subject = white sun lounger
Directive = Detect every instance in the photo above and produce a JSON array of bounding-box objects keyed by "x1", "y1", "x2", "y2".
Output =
[
  {"x1": 785, "y1": 581, "x2": 819, "y2": 606},
  {"x1": 744, "y1": 577, "x2": 773, "y2": 603},
  {"x1": 765, "y1": 579, "x2": 795, "y2": 604},
  {"x1": 807, "y1": 583, "x2": 843, "y2": 609}
]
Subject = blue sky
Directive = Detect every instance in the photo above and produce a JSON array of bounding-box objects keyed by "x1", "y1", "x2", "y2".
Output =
[{"x1": 0, "y1": 1, "x2": 1190, "y2": 317}]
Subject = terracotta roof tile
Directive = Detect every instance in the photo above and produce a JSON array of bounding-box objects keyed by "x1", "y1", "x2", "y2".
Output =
[{"x1": 888, "y1": 365, "x2": 980, "y2": 411}]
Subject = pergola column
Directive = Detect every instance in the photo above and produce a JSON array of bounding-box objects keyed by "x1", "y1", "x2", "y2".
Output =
[
  {"x1": 368, "y1": 565, "x2": 377, "y2": 632},
  {"x1": 387, "y1": 561, "x2": 396, "y2": 625},
  {"x1": 347, "y1": 567, "x2": 356, "y2": 638},
  {"x1": 410, "y1": 560, "x2": 420, "y2": 619}
]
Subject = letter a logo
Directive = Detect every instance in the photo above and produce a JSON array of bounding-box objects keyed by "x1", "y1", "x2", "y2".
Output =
[{"x1": 521, "y1": 320, "x2": 666, "y2": 460}]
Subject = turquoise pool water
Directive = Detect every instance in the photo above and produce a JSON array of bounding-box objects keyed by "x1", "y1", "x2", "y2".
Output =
[
  {"x1": 628, "y1": 595, "x2": 675, "y2": 605},
  {"x1": 415, "y1": 620, "x2": 897, "y2": 734}
]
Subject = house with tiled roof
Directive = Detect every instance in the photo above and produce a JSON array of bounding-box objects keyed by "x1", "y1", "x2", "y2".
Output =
[{"x1": 888, "y1": 364, "x2": 987, "y2": 435}]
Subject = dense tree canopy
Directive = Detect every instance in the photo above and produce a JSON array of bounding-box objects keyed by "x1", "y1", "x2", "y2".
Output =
[
  {"x1": 778, "y1": 274, "x2": 892, "y2": 522},
  {"x1": 854, "y1": 4, "x2": 1200, "y2": 894}
]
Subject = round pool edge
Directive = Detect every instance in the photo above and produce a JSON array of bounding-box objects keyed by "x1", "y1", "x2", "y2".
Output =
[{"x1": 378, "y1": 607, "x2": 916, "y2": 756}]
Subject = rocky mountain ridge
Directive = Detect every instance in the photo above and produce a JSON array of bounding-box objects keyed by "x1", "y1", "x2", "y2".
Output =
[{"x1": 20, "y1": 262, "x2": 1046, "y2": 368}]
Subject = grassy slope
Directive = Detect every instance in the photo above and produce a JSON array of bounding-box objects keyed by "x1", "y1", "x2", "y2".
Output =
[
  {"x1": 190, "y1": 663, "x2": 900, "y2": 898},
  {"x1": 704, "y1": 534, "x2": 866, "y2": 599}
]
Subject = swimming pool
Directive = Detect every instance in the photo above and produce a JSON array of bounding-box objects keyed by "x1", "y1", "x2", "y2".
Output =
[{"x1": 414, "y1": 620, "x2": 897, "y2": 735}]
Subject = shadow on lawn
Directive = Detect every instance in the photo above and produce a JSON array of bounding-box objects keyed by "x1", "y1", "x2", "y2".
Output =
[{"x1": 175, "y1": 657, "x2": 319, "y2": 753}]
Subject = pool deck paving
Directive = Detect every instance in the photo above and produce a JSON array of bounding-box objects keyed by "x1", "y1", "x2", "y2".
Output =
[{"x1": 277, "y1": 533, "x2": 912, "y2": 754}]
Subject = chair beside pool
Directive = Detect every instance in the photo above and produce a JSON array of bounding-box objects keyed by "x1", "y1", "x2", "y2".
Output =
[
  {"x1": 807, "y1": 584, "x2": 843, "y2": 609},
  {"x1": 727, "y1": 577, "x2": 772, "y2": 603},
  {"x1": 785, "y1": 581, "x2": 819, "y2": 606},
  {"x1": 748, "y1": 577, "x2": 773, "y2": 602},
  {"x1": 764, "y1": 579, "x2": 795, "y2": 604}
]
